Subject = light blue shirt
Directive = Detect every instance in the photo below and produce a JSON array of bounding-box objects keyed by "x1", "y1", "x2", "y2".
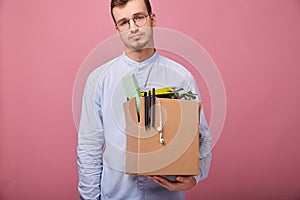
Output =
[{"x1": 77, "y1": 51, "x2": 212, "y2": 200}]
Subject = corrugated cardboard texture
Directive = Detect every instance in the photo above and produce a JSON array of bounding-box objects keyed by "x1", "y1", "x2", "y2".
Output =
[{"x1": 123, "y1": 97, "x2": 201, "y2": 175}]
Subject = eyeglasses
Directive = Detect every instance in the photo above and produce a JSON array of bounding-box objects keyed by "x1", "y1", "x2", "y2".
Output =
[{"x1": 116, "y1": 13, "x2": 151, "y2": 32}]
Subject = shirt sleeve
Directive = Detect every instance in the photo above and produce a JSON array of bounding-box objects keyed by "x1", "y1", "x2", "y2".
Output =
[
  {"x1": 194, "y1": 107, "x2": 212, "y2": 183},
  {"x1": 185, "y1": 75, "x2": 212, "y2": 184},
  {"x1": 77, "y1": 73, "x2": 105, "y2": 200}
]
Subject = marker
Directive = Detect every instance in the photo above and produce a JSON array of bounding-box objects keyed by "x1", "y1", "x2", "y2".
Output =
[
  {"x1": 144, "y1": 92, "x2": 148, "y2": 130},
  {"x1": 148, "y1": 90, "x2": 151, "y2": 129},
  {"x1": 152, "y1": 88, "x2": 155, "y2": 128}
]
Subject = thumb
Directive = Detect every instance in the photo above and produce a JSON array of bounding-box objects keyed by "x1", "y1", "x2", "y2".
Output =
[{"x1": 176, "y1": 176, "x2": 184, "y2": 182}]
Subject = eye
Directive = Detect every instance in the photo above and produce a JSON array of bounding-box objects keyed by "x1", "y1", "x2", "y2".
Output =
[
  {"x1": 134, "y1": 15, "x2": 145, "y2": 21},
  {"x1": 118, "y1": 20, "x2": 128, "y2": 26}
]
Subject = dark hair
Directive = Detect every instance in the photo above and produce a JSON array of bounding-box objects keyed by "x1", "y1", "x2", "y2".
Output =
[{"x1": 110, "y1": 0, "x2": 152, "y2": 24}]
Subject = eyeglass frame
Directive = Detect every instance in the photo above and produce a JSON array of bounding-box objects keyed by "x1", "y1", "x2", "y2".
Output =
[{"x1": 115, "y1": 13, "x2": 152, "y2": 31}]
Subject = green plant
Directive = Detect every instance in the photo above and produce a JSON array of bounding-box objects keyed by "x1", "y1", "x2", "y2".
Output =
[{"x1": 170, "y1": 87, "x2": 197, "y2": 100}]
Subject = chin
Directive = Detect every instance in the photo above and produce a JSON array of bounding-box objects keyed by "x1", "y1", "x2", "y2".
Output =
[{"x1": 129, "y1": 41, "x2": 148, "y2": 50}]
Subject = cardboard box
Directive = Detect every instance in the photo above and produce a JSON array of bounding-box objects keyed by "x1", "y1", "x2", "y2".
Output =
[{"x1": 123, "y1": 97, "x2": 202, "y2": 175}]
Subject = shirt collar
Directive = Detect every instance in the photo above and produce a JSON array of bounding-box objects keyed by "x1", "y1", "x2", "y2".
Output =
[{"x1": 121, "y1": 50, "x2": 158, "y2": 68}]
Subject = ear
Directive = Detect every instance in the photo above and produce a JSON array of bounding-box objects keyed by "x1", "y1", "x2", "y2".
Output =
[{"x1": 150, "y1": 13, "x2": 156, "y2": 27}]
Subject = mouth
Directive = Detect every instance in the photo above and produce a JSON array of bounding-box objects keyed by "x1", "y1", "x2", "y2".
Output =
[{"x1": 129, "y1": 33, "x2": 144, "y2": 40}]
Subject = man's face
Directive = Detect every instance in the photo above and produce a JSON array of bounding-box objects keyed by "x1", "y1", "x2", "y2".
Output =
[{"x1": 112, "y1": 0, "x2": 156, "y2": 52}]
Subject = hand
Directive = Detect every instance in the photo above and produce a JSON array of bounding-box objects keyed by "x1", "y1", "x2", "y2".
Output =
[{"x1": 148, "y1": 175, "x2": 196, "y2": 191}]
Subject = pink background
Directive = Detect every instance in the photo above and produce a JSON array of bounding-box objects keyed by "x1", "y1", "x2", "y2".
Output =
[{"x1": 1, "y1": 0, "x2": 300, "y2": 199}]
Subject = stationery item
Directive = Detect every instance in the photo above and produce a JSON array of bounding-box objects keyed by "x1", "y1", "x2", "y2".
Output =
[
  {"x1": 144, "y1": 92, "x2": 148, "y2": 129},
  {"x1": 156, "y1": 98, "x2": 164, "y2": 144},
  {"x1": 147, "y1": 90, "x2": 151, "y2": 129},
  {"x1": 122, "y1": 74, "x2": 141, "y2": 114},
  {"x1": 152, "y1": 88, "x2": 155, "y2": 128},
  {"x1": 141, "y1": 87, "x2": 175, "y2": 99}
]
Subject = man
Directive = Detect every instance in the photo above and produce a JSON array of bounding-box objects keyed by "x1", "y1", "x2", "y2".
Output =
[{"x1": 77, "y1": 0, "x2": 212, "y2": 199}]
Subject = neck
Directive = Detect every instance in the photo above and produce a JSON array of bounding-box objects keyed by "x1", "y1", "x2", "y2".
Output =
[{"x1": 125, "y1": 48, "x2": 155, "y2": 62}]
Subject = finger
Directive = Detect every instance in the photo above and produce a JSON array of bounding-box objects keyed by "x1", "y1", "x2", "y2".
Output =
[
  {"x1": 151, "y1": 176, "x2": 170, "y2": 185},
  {"x1": 176, "y1": 176, "x2": 190, "y2": 182},
  {"x1": 148, "y1": 176, "x2": 161, "y2": 184},
  {"x1": 176, "y1": 176, "x2": 185, "y2": 182},
  {"x1": 150, "y1": 177, "x2": 169, "y2": 188},
  {"x1": 149, "y1": 176, "x2": 174, "y2": 190},
  {"x1": 176, "y1": 176, "x2": 196, "y2": 188}
]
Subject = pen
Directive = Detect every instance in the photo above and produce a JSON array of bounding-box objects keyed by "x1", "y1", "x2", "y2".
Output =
[
  {"x1": 148, "y1": 90, "x2": 151, "y2": 129},
  {"x1": 144, "y1": 92, "x2": 148, "y2": 129},
  {"x1": 152, "y1": 88, "x2": 155, "y2": 128}
]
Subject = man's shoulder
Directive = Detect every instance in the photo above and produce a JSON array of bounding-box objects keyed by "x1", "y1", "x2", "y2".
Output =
[
  {"x1": 86, "y1": 55, "x2": 122, "y2": 82},
  {"x1": 157, "y1": 53, "x2": 179, "y2": 65}
]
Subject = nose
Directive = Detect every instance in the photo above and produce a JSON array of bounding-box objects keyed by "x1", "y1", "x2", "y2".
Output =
[{"x1": 128, "y1": 19, "x2": 138, "y2": 32}]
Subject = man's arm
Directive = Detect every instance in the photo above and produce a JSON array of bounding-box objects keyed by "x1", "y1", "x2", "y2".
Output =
[
  {"x1": 77, "y1": 73, "x2": 105, "y2": 200},
  {"x1": 193, "y1": 107, "x2": 212, "y2": 183},
  {"x1": 188, "y1": 76, "x2": 212, "y2": 184}
]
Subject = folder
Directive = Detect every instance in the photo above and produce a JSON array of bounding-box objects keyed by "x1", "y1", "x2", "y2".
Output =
[{"x1": 122, "y1": 74, "x2": 141, "y2": 114}]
